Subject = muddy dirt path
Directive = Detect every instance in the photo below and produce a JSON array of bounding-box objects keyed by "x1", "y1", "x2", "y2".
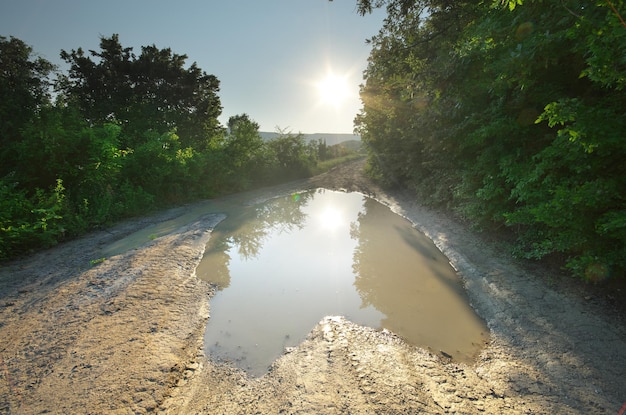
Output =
[{"x1": 1, "y1": 159, "x2": 625, "y2": 414}]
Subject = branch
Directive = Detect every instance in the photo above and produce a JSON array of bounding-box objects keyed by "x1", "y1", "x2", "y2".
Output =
[
  {"x1": 560, "y1": 0, "x2": 583, "y2": 19},
  {"x1": 606, "y1": 0, "x2": 626, "y2": 29}
]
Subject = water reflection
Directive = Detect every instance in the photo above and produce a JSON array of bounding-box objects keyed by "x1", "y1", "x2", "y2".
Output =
[
  {"x1": 199, "y1": 189, "x2": 488, "y2": 377},
  {"x1": 196, "y1": 191, "x2": 313, "y2": 289},
  {"x1": 351, "y1": 199, "x2": 488, "y2": 357}
]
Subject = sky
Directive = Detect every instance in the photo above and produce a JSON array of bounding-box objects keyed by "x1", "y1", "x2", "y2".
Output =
[{"x1": 0, "y1": 1, "x2": 387, "y2": 134}]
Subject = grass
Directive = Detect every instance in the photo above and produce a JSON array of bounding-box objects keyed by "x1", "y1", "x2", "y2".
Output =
[{"x1": 89, "y1": 257, "x2": 106, "y2": 266}]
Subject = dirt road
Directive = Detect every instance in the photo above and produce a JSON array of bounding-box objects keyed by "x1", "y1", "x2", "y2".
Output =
[{"x1": 1, "y1": 159, "x2": 625, "y2": 414}]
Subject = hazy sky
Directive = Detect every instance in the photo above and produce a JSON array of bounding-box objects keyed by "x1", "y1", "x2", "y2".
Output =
[{"x1": 1, "y1": 1, "x2": 386, "y2": 134}]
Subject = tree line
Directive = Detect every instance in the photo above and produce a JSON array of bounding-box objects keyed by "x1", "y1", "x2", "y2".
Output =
[
  {"x1": 353, "y1": 0, "x2": 625, "y2": 280},
  {"x1": 0, "y1": 34, "x2": 356, "y2": 260}
]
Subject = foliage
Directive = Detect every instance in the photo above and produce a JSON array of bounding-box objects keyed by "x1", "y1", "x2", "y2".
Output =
[
  {"x1": 223, "y1": 114, "x2": 269, "y2": 189},
  {"x1": 355, "y1": 0, "x2": 626, "y2": 280},
  {"x1": 121, "y1": 129, "x2": 198, "y2": 202},
  {"x1": 89, "y1": 257, "x2": 106, "y2": 266},
  {"x1": 0, "y1": 34, "x2": 360, "y2": 260},
  {"x1": 58, "y1": 34, "x2": 223, "y2": 149},
  {"x1": 266, "y1": 130, "x2": 319, "y2": 181},
  {"x1": 0, "y1": 178, "x2": 68, "y2": 259},
  {"x1": 0, "y1": 36, "x2": 55, "y2": 178}
]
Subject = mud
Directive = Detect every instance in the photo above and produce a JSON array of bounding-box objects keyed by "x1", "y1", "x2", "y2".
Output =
[{"x1": 1, "y1": 159, "x2": 625, "y2": 414}]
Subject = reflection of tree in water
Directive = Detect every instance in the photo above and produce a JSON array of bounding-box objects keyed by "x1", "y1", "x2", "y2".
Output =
[
  {"x1": 199, "y1": 191, "x2": 313, "y2": 290},
  {"x1": 234, "y1": 193, "x2": 312, "y2": 260},
  {"x1": 350, "y1": 198, "x2": 445, "y2": 323},
  {"x1": 350, "y1": 198, "x2": 390, "y2": 310},
  {"x1": 351, "y1": 198, "x2": 488, "y2": 362}
]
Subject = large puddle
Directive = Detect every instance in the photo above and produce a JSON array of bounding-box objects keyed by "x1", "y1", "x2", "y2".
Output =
[{"x1": 197, "y1": 189, "x2": 488, "y2": 377}]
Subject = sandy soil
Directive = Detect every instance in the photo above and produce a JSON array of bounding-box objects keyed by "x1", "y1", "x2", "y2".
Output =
[{"x1": 1, "y1": 159, "x2": 625, "y2": 414}]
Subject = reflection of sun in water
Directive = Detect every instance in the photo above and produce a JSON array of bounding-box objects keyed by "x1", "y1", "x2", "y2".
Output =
[
  {"x1": 319, "y1": 206, "x2": 343, "y2": 231},
  {"x1": 316, "y1": 72, "x2": 350, "y2": 109}
]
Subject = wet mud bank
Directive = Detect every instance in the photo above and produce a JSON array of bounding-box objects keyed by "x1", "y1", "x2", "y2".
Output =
[
  {"x1": 1, "y1": 159, "x2": 625, "y2": 414},
  {"x1": 0, "y1": 214, "x2": 224, "y2": 414}
]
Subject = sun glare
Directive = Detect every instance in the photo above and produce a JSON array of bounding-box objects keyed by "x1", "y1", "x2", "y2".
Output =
[
  {"x1": 316, "y1": 72, "x2": 351, "y2": 108},
  {"x1": 318, "y1": 206, "x2": 344, "y2": 231}
]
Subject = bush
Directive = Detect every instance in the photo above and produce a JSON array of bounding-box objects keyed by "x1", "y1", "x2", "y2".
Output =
[{"x1": 0, "y1": 178, "x2": 68, "y2": 259}]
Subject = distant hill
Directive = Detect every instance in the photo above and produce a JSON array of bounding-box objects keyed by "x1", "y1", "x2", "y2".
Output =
[{"x1": 259, "y1": 132, "x2": 361, "y2": 146}]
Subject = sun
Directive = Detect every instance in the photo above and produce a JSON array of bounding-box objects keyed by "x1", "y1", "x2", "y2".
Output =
[{"x1": 316, "y1": 72, "x2": 351, "y2": 108}]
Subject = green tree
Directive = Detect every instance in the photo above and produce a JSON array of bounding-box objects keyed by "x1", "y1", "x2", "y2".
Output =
[
  {"x1": 0, "y1": 36, "x2": 55, "y2": 177},
  {"x1": 121, "y1": 129, "x2": 200, "y2": 203},
  {"x1": 353, "y1": 0, "x2": 626, "y2": 279},
  {"x1": 267, "y1": 130, "x2": 318, "y2": 181},
  {"x1": 355, "y1": 0, "x2": 478, "y2": 196},
  {"x1": 0, "y1": 36, "x2": 230, "y2": 259},
  {"x1": 59, "y1": 34, "x2": 223, "y2": 149},
  {"x1": 224, "y1": 114, "x2": 267, "y2": 189}
]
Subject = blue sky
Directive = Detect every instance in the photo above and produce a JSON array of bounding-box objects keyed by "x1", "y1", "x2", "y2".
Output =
[{"x1": 1, "y1": 1, "x2": 386, "y2": 134}]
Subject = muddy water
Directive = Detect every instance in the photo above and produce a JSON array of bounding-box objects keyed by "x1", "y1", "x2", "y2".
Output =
[{"x1": 197, "y1": 189, "x2": 488, "y2": 377}]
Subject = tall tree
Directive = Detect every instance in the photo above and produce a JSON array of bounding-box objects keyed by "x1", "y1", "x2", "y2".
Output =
[
  {"x1": 59, "y1": 34, "x2": 222, "y2": 149},
  {"x1": 225, "y1": 115, "x2": 264, "y2": 173},
  {"x1": 353, "y1": 0, "x2": 626, "y2": 279},
  {"x1": 0, "y1": 36, "x2": 55, "y2": 177}
]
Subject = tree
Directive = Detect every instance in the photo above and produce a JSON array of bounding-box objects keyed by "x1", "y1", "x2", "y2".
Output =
[
  {"x1": 1, "y1": 35, "x2": 224, "y2": 258},
  {"x1": 355, "y1": 0, "x2": 478, "y2": 194},
  {"x1": 59, "y1": 34, "x2": 223, "y2": 149},
  {"x1": 267, "y1": 130, "x2": 317, "y2": 181},
  {"x1": 0, "y1": 36, "x2": 55, "y2": 177},
  {"x1": 226, "y1": 114, "x2": 264, "y2": 169},
  {"x1": 353, "y1": 0, "x2": 626, "y2": 279},
  {"x1": 223, "y1": 114, "x2": 267, "y2": 189}
]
